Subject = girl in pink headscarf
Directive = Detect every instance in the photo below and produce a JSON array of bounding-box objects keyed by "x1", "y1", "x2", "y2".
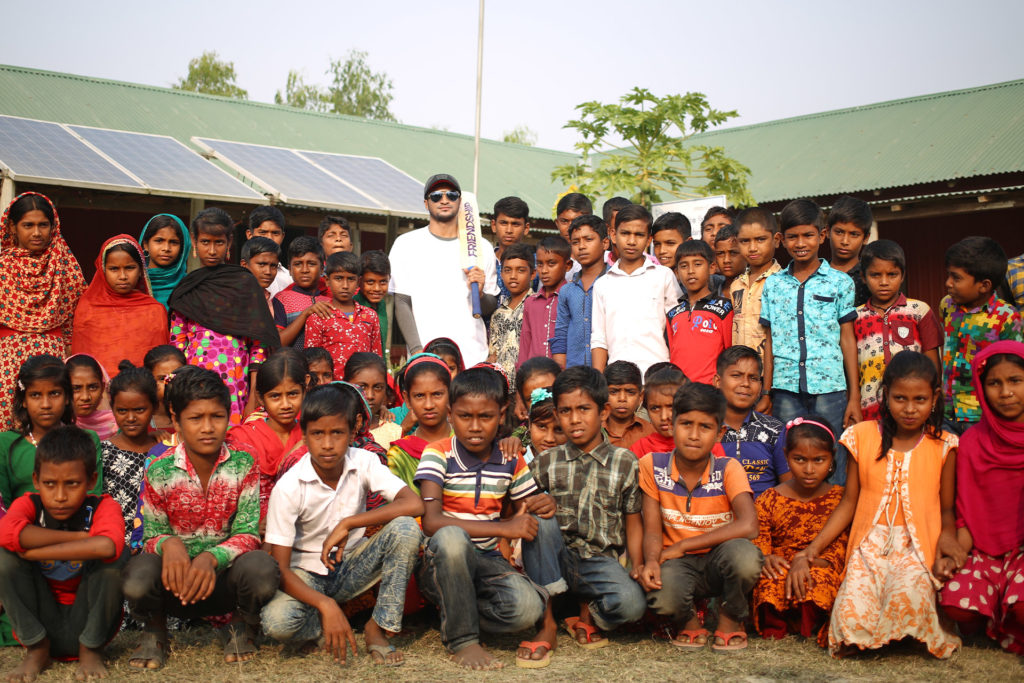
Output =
[{"x1": 940, "y1": 340, "x2": 1024, "y2": 655}]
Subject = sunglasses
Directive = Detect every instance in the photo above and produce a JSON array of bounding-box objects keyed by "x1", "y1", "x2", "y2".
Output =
[{"x1": 427, "y1": 190, "x2": 461, "y2": 203}]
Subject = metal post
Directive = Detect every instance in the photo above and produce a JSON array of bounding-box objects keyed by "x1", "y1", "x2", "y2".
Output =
[{"x1": 472, "y1": 0, "x2": 485, "y2": 195}]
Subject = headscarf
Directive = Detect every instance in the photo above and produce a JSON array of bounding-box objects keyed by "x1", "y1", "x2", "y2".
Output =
[
  {"x1": 956, "y1": 340, "x2": 1024, "y2": 556},
  {"x1": 167, "y1": 263, "x2": 281, "y2": 351},
  {"x1": 71, "y1": 235, "x2": 169, "y2": 375},
  {"x1": 0, "y1": 192, "x2": 85, "y2": 333},
  {"x1": 139, "y1": 214, "x2": 191, "y2": 308},
  {"x1": 65, "y1": 353, "x2": 117, "y2": 440}
]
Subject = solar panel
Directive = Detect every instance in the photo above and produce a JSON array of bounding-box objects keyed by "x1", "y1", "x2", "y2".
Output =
[
  {"x1": 193, "y1": 138, "x2": 382, "y2": 211},
  {"x1": 0, "y1": 115, "x2": 143, "y2": 190},
  {"x1": 298, "y1": 152, "x2": 426, "y2": 217},
  {"x1": 69, "y1": 126, "x2": 265, "y2": 202}
]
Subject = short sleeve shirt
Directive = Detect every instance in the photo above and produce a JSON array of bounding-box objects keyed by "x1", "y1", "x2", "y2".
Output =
[
  {"x1": 666, "y1": 293, "x2": 733, "y2": 383},
  {"x1": 760, "y1": 259, "x2": 856, "y2": 394},
  {"x1": 719, "y1": 411, "x2": 789, "y2": 497},
  {"x1": 414, "y1": 436, "x2": 537, "y2": 553}
]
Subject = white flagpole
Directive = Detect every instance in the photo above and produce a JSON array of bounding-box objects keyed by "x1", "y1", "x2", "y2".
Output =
[{"x1": 473, "y1": 0, "x2": 485, "y2": 195}]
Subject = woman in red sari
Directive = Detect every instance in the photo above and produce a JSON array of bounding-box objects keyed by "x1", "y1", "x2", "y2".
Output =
[
  {"x1": 71, "y1": 234, "x2": 168, "y2": 376},
  {"x1": 0, "y1": 193, "x2": 85, "y2": 430}
]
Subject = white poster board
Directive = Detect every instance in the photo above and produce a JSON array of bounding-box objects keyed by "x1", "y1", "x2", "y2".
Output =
[{"x1": 651, "y1": 195, "x2": 727, "y2": 240}]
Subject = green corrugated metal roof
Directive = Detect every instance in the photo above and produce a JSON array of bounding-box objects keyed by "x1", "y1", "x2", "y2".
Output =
[
  {"x1": 692, "y1": 78, "x2": 1024, "y2": 203},
  {"x1": 0, "y1": 64, "x2": 576, "y2": 219}
]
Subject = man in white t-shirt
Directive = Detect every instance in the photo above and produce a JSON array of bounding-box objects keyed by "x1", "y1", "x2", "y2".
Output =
[{"x1": 389, "y1": 174, "x2": 499, "y2": 365}]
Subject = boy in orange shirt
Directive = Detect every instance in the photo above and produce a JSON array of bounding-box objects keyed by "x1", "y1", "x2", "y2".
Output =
[{"x1": 637, "y1": 383, "x2": 762, "y2": 652}]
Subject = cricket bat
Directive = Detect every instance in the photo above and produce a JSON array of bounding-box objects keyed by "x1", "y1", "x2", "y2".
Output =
[{"x1": 457, "y1": 190, "x2": 484, "y2": 318}]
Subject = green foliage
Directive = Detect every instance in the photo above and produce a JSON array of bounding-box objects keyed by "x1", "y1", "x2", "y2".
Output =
[
  {"x1": 274, "y1": 70, "x2": 329, "y2": 112},
  {"x1": 323, "y1": 50, "x2": 397, "y2": 121},
  {"x1": 502, "y1": 125, "x2": 537, "y2": 146},
  {"x1": 174, "y1": 51, "x2": 248, "y2": 100},
  {"x1": 552, "y1": 87, "x2": 753, "y2": 208}
]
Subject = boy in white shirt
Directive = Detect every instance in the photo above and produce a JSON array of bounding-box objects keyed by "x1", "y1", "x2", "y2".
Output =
[
  {"x1": 591, "y1": 204, "x2": 682, "y2": 375},
  {"x1": 261, "y1": 383, "x2": 423, "y2": 666}
]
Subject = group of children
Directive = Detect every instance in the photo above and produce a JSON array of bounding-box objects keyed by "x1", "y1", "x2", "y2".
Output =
[{"x1": 0, "y1": 184, "x2": 1023, "y2": 678}]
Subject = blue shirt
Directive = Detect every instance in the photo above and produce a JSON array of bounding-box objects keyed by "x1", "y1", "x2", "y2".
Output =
[
  {"x1": 550, "y1": 265, "x2": 609, "y2": 367},
  {"x1": 719, "y1": 411, "x2": 789, "y2": 498},
  {"x1": 759, "y1": 259, "x2": 856, "y2": 394}
]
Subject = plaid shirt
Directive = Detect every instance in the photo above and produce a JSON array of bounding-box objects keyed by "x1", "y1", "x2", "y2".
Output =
[
  {"x1": 940, "y1": 293, "x2": 1024, "y2": 423},
  {"x1": 142, "y1": 444, "x2": 261, "y2": 570},
  {"x1": 529, "y1": 437, "x2": 642, "y2": 559},
  {"x1": 1007, "y1": 255, "x2": 1024, "y2": 311}
]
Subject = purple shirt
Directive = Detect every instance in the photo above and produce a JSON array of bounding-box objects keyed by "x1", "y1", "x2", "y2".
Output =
[{"x1": 517, "y1": 282, "x2": 564, "y2": 367}]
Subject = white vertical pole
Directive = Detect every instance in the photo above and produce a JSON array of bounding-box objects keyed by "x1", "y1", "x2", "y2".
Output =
[{"x1": 472, "y1": 0, "x2": 485, "y2": 195}]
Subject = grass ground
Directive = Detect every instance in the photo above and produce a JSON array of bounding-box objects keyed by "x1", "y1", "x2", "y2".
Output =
[{"x1": 2, "y1": 616, "x2": 1022, "y2": 683}]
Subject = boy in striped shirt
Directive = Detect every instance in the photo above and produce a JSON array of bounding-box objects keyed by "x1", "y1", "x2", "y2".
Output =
[{"x1": 415, "y1": 367, "x2": 558, "y2": 670}]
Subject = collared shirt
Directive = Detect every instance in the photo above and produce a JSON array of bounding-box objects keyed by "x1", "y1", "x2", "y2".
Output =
[
  {"x1": 638, "y1": 452, "x2": 751, "y2": 553},
  {"x1": 854, "y1": 295, "x2": 942, "y2": 421},
  {"x1": 1007, "y1": 255, "x2": 1024, "y2": 311},
  {"x1": 666, "y1": 293, "x2": 733, "y2": 383},
  {"x1": 759, "y1": 259, "x2": 856, "y2": 394},
  {"x1": 518, "y1": 283, "x2": 563, "y2": 366},
  {"x1": 268, "y1": 263, "x2": 293, "y2": 298},
  {"x1": 530, "y1": 437, "x2": 642, "y2": 559},
  {"x1": 551, "y1": 265, "x2": 609, "y2": 368},
  {"x1": 489, "y1": 290, "x2": 531, "y2": 384},
  {"x1": 940, "y1": 293, "x2": 1024, "y2": 423},
  {"x1": 603, "y1": 416, "x2": 655, "y2": 450},
  {"x1": 720, "y1": 411, "x2": 789, "y2": 498},
  {"x1": 415, "y1": 436, "x2": 537, "y2": 554},
  {"x1": 304, "y1": 302, "x2": 382, "y2": 379},
  {"x1": 274, "y1": 283, "x2": 332, "y2": 348},
  {"x1": 265, "y1": 449, "x2": 407, "y2": 575},
  {"x1": 263, "y1": 289, "x2": 287, "y2": 328},
  {"x1": 729, "y1": 261, "x2": 782, "y2": 362},
  {"x1": 591, "y1": 260, "x2": 682, "y2": 375},
  {"x1": 142, "y1": 444, "x2": 261, "y2": 571}
]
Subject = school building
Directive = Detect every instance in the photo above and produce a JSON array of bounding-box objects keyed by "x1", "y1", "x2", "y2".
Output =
[{"x1": 0, "y1": 64, "x2": 1021, "y2": 309}]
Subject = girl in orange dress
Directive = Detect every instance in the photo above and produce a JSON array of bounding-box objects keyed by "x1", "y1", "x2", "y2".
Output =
[
  {"x1": 753, "y1": 416, "x2": 846, "y2": 640},
  {"x1": 790, "y1": 350, "x2": 964, "y2": 659}
]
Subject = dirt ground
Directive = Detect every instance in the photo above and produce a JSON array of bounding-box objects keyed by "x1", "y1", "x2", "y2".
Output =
[{"x1": 2, "y1": 615, "x2": 1022, "y2": 683}]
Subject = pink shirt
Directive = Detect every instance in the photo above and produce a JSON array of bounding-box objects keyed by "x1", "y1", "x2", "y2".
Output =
[{"x1": 517, "y1": 282, "x2": 564, "y2": 367}]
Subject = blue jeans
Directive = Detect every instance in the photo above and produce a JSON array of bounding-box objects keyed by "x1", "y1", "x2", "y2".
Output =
[
  {"x1": 772, "y1": 389, "x2": 849, "y2": 485},
  {"x1": 262, "y1": 516, "x2": 422, "y2": 641},
  {"x1": 417, "y1": 525, "x2": 545, "y2": 652},
  {"x1": 646, "y1": 539, "x2": 763, "y2": 622},
  {"x1": 522, "y1": 516, "x2": 646, "y2": 631}
]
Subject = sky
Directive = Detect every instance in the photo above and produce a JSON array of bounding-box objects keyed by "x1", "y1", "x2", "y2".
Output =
[{"x1": 5, "y1": 0, "x2": 1024, "y2": 152}]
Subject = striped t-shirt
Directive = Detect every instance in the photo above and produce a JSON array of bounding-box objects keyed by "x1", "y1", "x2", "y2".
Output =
[{"x1": 415, "y1": 436, "x2": 538, "y2": 553}]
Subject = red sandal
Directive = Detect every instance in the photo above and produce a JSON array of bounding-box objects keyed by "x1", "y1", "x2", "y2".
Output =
[
  {"x1": 516, "y1": 640, "x2": 553, "y2": 668},
  {"x1": 711, "y1": 630, "x2": 748, "y2": 652},
  {"x1": 670, "y1": 628, "x2": 710, "y2": 650},
  {"x1": 564, "y1": 617, "x2": 610, "y2": 649}
]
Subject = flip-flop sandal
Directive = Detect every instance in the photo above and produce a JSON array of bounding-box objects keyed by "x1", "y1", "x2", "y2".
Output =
[
  {"x1": 563, "y1": 617, "x2": 610, "y2": 650},
  {"x1": 515, "y1": 640, "x2": 553, "y2": 669},
  {"x1": 221, "y1": 621, "x2": 258, "y2": 662},
  {"x1": 711, "y1": 630, "x2": 748, "y2": 652},
  {"x1": 367, "y1": 643, "x2": 405, "y2": 667},
  {"x1": 670, "y1": 628, "x2": 710, "y2": 650},
  {"x1": 129, "y1": 631, "x2": 168, "y2": 670}
]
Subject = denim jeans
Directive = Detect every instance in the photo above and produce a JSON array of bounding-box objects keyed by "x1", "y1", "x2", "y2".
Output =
[
  {"x1": 522, "y1": 516, "x2": 646, "y2": 631},
  {"x1": 417, "y1": 525, "x2": 545, "y2": 652},
  {"x1": 0, "y1": 547, "x2": 128, "y2": 657},
  {"x1": 646, "y1": 539, "x2": 763, "y2": 622},
  {"x1": 122, "y1": 550, "x2": 279, "y2": 627},
  {"x1": 941, "y1": 417, "x2": 974, "y2": 437},
  {"x1": 771, "y1": 389, "x2": 849, "y2": 485},
  {"x1": 261, "y1": 516, "x2": 422, "y2": 641}
]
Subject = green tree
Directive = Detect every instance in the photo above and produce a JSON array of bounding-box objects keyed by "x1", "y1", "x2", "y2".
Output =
[
  {"x1": 502, "y1": 125, "x2": 537, "y2": 146},
  {"x1": 323, "y1": 50, "x2": 397, "y2": 121},
  {"x1": 552, "y1": 87, "x2": 753, "y2": 208},
  {"x1": 174, "y1": 51, "x2": 248, "y2": 99},
  {"x1": 274, "y1": 70, "x2": 329, "y2": 112}
]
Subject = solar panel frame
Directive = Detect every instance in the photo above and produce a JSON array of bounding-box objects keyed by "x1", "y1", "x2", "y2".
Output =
[
  {"x1": 297, "y1": 151, "x2": 428, "y2": 219},
  {"x1": 0, "y1": 115, "x2": 145, "y2": 192},
  {"x1": 192, "y1": 137, "x2": 386, "y2": 213},
  {"x1": 68, "y1": 125, "x2": 266, "y2": 203}
]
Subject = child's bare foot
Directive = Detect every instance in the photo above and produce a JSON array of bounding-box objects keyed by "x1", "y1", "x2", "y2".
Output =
[
  {"x1": 451, "y1": 643, "x2": 504, "y2": 670},
  {"x1": 517, "y1": 603, "x2": 557, "y2": 667},
  {"x1": 222, "y1": 619, "x2": 258, "y2": 663},
  {"x1": 6, "y1": 639, "x2": 50, "y2": 682},
  {"x1": 365, "y1": 619, "x2": 403, "y2": 666},
  {"x1": 75, "y1": 644, "x2": 107, "y2": 680}
]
